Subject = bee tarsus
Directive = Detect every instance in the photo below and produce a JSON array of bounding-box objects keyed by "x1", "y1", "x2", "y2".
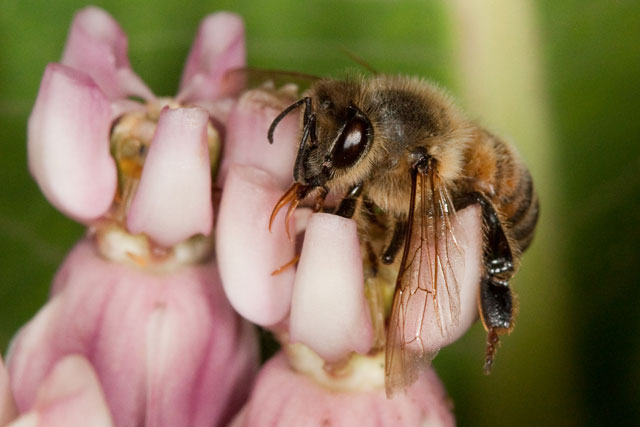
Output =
[{"x1": 480, "y1": 276, "x2": 515, "y2": 374}]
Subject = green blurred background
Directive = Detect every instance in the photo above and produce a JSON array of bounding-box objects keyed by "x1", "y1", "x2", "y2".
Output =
[{"x1": 1, "y1": 0, "x2": 638, "y2": 425}]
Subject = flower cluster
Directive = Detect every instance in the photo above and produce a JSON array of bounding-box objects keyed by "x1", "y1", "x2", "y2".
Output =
[
  {"x1": 0, "y1": 6, "x2": 482, "y2": 426},
  {"x1": 4, "y1": 7, "x2": 255, "y2": 427}
]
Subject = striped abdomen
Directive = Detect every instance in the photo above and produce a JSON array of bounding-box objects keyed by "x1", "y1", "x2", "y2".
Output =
[{"x1": 463, "y1": 129, "x2": 539, "y2": 253}]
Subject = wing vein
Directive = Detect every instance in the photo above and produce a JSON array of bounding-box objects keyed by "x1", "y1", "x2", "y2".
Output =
[{"x1": 385, "y1": 164, "x2": 466, "y2": 396}]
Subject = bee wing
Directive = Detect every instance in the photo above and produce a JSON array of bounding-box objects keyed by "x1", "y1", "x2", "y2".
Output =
[
  {"x1": 385, "y1": 165, "x2": 467, "y2": 397},
  {"x1": 222, "y1": 67, "x2": 321, "y2": 93}
]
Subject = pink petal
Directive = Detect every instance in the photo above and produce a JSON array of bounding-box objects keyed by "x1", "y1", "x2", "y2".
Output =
[
  {"x1": 0, "y1": 356, "x2": 18, "y2": 425},
  {"x1": 28, "y1": 63, "x2": 117, "y2": 222},
  {"x1": 6, "y1": 243, "x2": 146, "y2": 422},
  {"x1": 417, "y1": 204, "x2": 484, "y2": 350},
  {"x1": 218, "y1": 88, "x2": 300, "y2": 189},
  {"x1": 127, "y1": 107, "x2": 213, "y2": 247},
  {"x1": 184, "y1": 98, "x2": 237, "y2": 133},
  {"x1": 7, "y1": 239, "x2": 258, "y2": 427},
  {"x1": 61, "y1": 6, "x2": 153, "y2": 101},
  {"x1": 290, "y1": 213, "x2": 373, "y2": 362},
  {"x1": 177, "y1": 12, "x2": 246, "y2": 103},
  {"x1": 216, "y1": 165, "x2": 296, "y2": 326},
  {"x1": 230, "y1": 352, "x2": 455, "y2": 427},
  {"x1": 7, "y1": 356, "x2": 114, "y2": 427},
  {"x1": 142, "y1": 271, "x2": 258, "y2": 427}
]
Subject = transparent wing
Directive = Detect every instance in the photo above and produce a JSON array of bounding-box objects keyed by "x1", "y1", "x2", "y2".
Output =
[
  {"x1": 222, "y1": 67, "x2": 320, "y2": 93},
  {"x1": 385, "y1": 165, "x2": 467, "y2": 397}
]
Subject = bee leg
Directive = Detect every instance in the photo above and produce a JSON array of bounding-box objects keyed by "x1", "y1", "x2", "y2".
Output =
[
  {"x1": 479, "y1": 195, "x2": 516, "y2": 373},
  {"x1": 455, "y1": 192, "x2": 516, "y2": 373},
  {"x1": 365, "y1": 241, "x2": 379, "y2": 277},
  {"x1": 334, "y1": 182, "x2": 363, "y2": 218},
  {"x1": 480, "y1": 277, "x2": 514, "y2": 374},
  {"x1": 381, "y1": 219, "x2": 407, "y2": 264},
  {"x1": 312, "y1": 186, "x2": 328, "y2": 212}
]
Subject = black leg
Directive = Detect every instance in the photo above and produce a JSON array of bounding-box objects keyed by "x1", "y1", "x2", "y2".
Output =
[
  {"x1": 454, "y1": 192, "x2": 514, "y2": 278},
  {"x1": 380, "y1": 220, "x2": 407, "y2": 265},
  {"x1": 365, "y1": 240, "x2": 379, "y2": 277},
  {"x1": 455, "y1": 192, "x2": 516, "y2": 373},
  {"x1": 334, "y1": 183, "x2": 363, "y2": 218},
  {"x1": 480, "y1": 276, "x2": 514, "y2": 374}
]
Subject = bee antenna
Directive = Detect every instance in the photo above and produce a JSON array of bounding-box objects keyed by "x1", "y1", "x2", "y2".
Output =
[
  {"x1": 339, "y1": 47, "x2": 378, "y2": 75},
  {"x1": 268, "y1": 97, "x2": 310, "y2": 144}
]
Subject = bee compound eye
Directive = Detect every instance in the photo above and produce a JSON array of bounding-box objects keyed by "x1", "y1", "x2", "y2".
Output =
[{"x1": 332, "y1": 118, "x2": 370, "y2": 168}]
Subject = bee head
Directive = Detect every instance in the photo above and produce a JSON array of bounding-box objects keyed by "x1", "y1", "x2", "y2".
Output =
[{"x1": 268, "y1": 83, "x2": 374, "y2": 191}]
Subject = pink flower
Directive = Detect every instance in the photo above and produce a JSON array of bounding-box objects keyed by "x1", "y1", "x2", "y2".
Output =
[
  {"x1": 216, "y1": 78, "x2": 485, "y2": 424},
  {"x1": 3, "y1": 355, "x2": 114, "y2": 427},
  {"x1": 27, "y1": 6, "x2": 246, "y2": 236},
  {"x1": 229, "y1": 352, "x2": 454, "y2": 427},
  {"x1": 8, "y1": 239, "x2": 257, "y2": 427},
  {"x1": 0, "y1": 356, "x2": 18, "y2": 426},
  {"x1": 9, "y1": 6, "x2": 258, "y2": 427}
]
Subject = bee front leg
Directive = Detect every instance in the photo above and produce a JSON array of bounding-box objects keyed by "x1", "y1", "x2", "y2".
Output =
[
  {"x1": 455, "y1": 192, "x2": 516, "y2": 374},
  {"x1": 334, "y1": 182, "x2": 363, "y2": 218},
  {"x1": 312, "y1": 186, "x2": 329, "y2": 212}
]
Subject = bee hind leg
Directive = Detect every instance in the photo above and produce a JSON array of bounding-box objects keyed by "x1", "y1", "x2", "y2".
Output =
[
  {"x1": 455, "y1": 192, "x2": 516, "y2": 373},
  {"x1": 480, "y1": 276, "x2": 514, "y2": 374},
  {"x1": 477, "y1": 193, "x2": 516, "y2": 374}
]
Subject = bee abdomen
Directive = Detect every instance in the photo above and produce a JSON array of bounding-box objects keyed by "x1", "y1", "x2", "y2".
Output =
[
  {"x1": 502, "y1": 171, "x2": 539, "y2": 252},
  {"x1": 464, "y1": 130, "x2": 539, "y2": 252}
]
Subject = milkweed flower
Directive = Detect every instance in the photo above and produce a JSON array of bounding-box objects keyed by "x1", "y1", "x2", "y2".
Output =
[
  {"x1": 3, "y1": 355, "x2": 114, "y2": 427},
  {"x1": 0, "y1": 356, "x2": 18, "y2": 426},
  {"x1": 7, "y1": 7, "x2": 257, "y2": 427},
  {"x1": 216, "y1": 80, "x2": 485, "y2": 424},
  {"x1": 229, "y1": 352, "x2": 454, "y2": 427}
]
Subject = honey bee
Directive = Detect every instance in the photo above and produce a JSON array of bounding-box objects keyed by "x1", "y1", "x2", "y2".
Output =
[{"x1": 267, "y1": 74, "x2": 539, "y2": 396}]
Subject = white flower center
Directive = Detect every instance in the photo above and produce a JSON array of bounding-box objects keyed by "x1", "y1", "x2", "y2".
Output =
[
  {"x1": 89, "y1": 98, "x2": 220, "y2": 270},
  {"x1": 286, "y1": 343, "x2": 386, "y2": 392}
]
